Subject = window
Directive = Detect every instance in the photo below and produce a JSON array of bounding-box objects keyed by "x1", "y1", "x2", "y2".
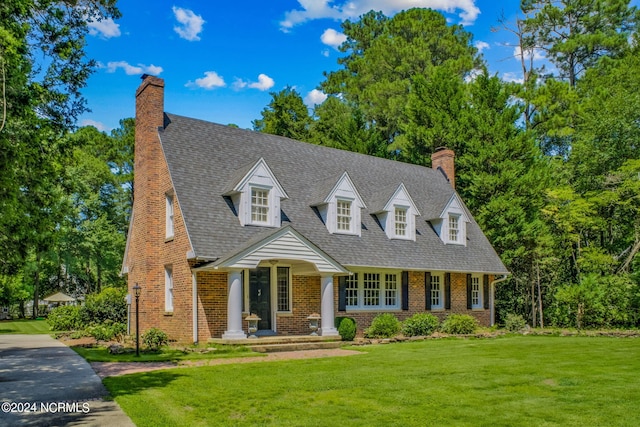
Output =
[
  {"x1": 344, "y1": 271, "x2": 399, "y2": 310},
  {"x1": 394, "y1": 207, "x2": 407, "y2": 237},
  {"x1": 336, "y1": 199, "x2": 352, "y2": 232},
  {"x1": 165, "y1": 194, "x2": 174, "y2": 239},
  {"x1": 345, "y1": 274, "x2": 359, "y2": 306},
  {"x1": 277, "y1": 267, "x2": 290, "y2": 312},
  {"x1": 165, "y1": 266, "x2": 173, "y2": 312},
  {"x1": 471, "y1": 276, "x2": 481, "y2": 308},
  {"x1": 251, "y1": 188, "x2": 269, "y2": 224},
  {"x1": 431, "y1": 274, "x2": 443, "y2": 309},
  {"x1": 449, "y1": 214, "x2": 460, "y2": 243}
]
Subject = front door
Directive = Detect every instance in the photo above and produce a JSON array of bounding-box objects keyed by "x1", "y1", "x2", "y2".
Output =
[{"x1": 249, "y1": 267, "x2": 271, "y2": 331}]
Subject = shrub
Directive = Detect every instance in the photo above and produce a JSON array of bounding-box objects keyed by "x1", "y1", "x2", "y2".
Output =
[
  {"x1": 504, "y1": 313, "x2": 527, "y2": 332},
  {"x1": 86, "y1": 321, "x2": 126, "y2": 342},
  {"x1": 440, "y1": 314, "x2": 478, "y2": 335},
  {"x1": 364, "y1": 313, "x2": 401, "y2": 339},
  {"x1": 82, "y1": 287, "x2": 127, "y2": 325},
  {"x1": 48, "y1": 305, "x2": 82, "y2": 331},
  {"x1": 402, "y1": 313, "x2": 440, "y2": 337},
  {"x1": 337, "y1": 317, "x2": 357, "y2": 341},
  {"x1": 142, "y1": 328, "x2": 168, "y2": 351}
]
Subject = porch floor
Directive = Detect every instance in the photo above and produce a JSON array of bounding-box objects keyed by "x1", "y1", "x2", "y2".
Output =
[{"x1": 208, "y1": 334, "x2": 343, "y2": 353}]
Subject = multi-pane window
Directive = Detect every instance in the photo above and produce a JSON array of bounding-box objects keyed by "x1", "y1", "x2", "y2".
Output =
[
  {"x1": 449, "y1": 214, "x2": 460, "y2": 242},
  {"x1": 385, "y1": 274, "x2": 397, "y2": 306},
  {"x1": 336, "y1": 199, "x2": 352, "y2": 231},
  {"x1": 166, "y1": 194, "x2": 174, "y2": 238},
  {"x1": 431, "y1": 274, "x2": 442, "y2": 309},
  {"x1": 394, "y1": 207, "x2": 407, "y2": 237},
  {"x1": 251, "y1": 188, "x2": 269, "y2": 223},
  {"x1": 345, "y1": 274, "x2": 359, "y2": 306},
  {"x1": 277, "y1": 267, "x2": 290, "y2": 312},
  {"x1": 363, "y1": 273, "x2": 380, "y2": 306},
  {"x1": 471, "y1": 276, "x2": 481, "y2": 308},
  {"x1": 165, "y1": 265, "x2": 173, "y2": 312}
]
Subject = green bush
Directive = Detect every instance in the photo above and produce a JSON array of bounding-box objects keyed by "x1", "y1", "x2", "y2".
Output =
[
  {"x1": 82, "y1": 287, "x2": 127, "y2": 325},
  {"x1": 504, "y1": 313, "x2": 527, "y2": 332},
  {"x1": 86, "y1": 321, "x2": 126, "y2": 342},
  {"x1": 364, "y1": 313, "x2": 401, "y2": 339},
  {"x1": 440, "y1": 314, "x2": 478, "y2": 335},
  {"x1": 402, "y1": 313, "x2": 440, "y2": 337},
  {"x1": 48, "y1": 305, "x2": 83, "y2": 331},
  {"x1": 142, "y1": 328, "x2": 168, "y2": 351},
  {"x1": 337, "y1": 317, "x2": 357, "y2": 341}
]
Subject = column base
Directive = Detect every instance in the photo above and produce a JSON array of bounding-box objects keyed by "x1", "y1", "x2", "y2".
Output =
[
  {"x1": 319, "y1": 327, "x2": 339, "y2": 337},
  {"x1": 221, "y1": 330, "x2": 247, "y2": 340}
]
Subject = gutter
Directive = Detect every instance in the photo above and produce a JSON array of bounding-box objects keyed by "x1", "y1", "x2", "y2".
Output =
[{"x1": 490, "y1": 274, "x2": 509, "y2": 326}]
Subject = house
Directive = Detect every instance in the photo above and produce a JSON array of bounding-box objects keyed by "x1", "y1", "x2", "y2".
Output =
[{"x1": 122, "y1": 75, "x2": 508, "y2": 343}]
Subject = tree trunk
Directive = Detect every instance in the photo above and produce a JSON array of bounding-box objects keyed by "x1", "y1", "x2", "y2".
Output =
[
  {"x1": 32, "y1": 252, "x2": 41, "y2": 319},
  {"x1": 537, "y1": 261, "x2": 544, "y2": 328}
]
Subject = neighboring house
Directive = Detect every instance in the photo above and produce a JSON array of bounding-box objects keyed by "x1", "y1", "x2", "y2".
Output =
[{"x1": 122, "y1": 75, "x2": 508, "y2": 343}]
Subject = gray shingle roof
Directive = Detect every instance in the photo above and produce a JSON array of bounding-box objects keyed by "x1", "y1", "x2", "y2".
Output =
[{"x1": 159, "y1": 113, "x2": 508, "y2": 274}]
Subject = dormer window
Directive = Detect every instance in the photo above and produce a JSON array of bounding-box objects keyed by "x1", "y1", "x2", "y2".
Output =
[
  {"x1": 336, "y1": 199, "x2": 352, "y2": 232},
  {"x1": 373, "y1": 183, "x2": 420, "y2": 241},
  {"x1": 448, "y1": 214, "x2": 460, "y2": 242},
  {"x1": 222, "y1": 158, "x2": 288, "y2": 228},
  {"x1": 311, "y1": 172, "x2": 366, "y2": 236},
  {"x1": 433, "y1": 194, "x2": 469, "y2": 246}
]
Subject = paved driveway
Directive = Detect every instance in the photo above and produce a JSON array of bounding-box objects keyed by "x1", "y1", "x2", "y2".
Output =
[{"x1": 0, "y1": 334, "x2": 134, "y2": 426}]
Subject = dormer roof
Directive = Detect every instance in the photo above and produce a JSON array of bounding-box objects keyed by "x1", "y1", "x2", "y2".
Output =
[
  {"x1": 310, "y1": 171, "x2": 366, "y2": 208},
  {"x1": 372, "y1": 183, "x2": 420, "y2": 215},
  {"x1": 223, "y1": 157, "x2": 288, "y2": 199}
]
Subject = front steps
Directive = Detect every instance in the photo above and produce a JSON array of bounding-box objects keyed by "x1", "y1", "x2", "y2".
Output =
[{"x1": 209, "y1": 335, "x2": 344, "y2": 353}]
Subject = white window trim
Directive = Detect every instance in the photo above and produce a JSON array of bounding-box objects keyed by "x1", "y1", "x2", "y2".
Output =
[
  {"x1": 276, "y1": 266, "x2": 292, "y2": 313},
  {"x1": 250, "y1": 186, "x2": 271, "y2": 225},
  {"x1": 165, "y1": 193, "x2": 174, "y2": 239},
  {"x1": 165, "y1": 265, "x2": 174, "y2": 312},
  {"x1": 336, "y1": 198, "x2": 354, "y2": 234},
  {"x1": 430, "y1": 273, "x2": 444, "y2": 310},
  {"x1": 471, "y1": 275, "x2": 482, "y2": 309},
  {"x1": 344, "y1": 269, "x2": 401, "y2": 311},
  {"x1": 448, "y1": 213, "x2": 461, "y2": 244}
]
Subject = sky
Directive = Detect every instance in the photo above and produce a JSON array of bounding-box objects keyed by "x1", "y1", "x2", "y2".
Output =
[{"x1": 74, "y1": 0, "x2": 610, "y2": 132}]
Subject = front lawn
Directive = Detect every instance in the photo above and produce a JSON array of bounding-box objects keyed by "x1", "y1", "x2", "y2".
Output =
[
  {"x1": 104, "y1": 335, "x2": 640, "y2": 426},
  {"x1": 73, "y1": 344, "x2": 257, "y2": 363},
  {"x1": 0, "y1": 319, "x2": 50, "y2": 334}
]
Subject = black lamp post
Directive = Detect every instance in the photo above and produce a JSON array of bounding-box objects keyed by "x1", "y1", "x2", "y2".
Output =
[{"x1": 133, "y1": 283, "x2": 141, "y2": 357}]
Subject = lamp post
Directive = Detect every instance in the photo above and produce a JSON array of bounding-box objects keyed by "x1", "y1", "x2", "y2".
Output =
[{"x1": 133, "y1": 283, "x2": 141, "y2": 357}]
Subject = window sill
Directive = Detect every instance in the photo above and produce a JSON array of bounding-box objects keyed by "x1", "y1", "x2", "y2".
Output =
[
  {"x1": 430, "y1": 308, "x2": 445, "y2": 312},
  {"x1": 345, "y1": 307, "x2": 401, "y2": 313},
  {"x1": 276, "y1": 312, "x2": 293, "y2": 317},
  {"x1": 471, "y1": 307, "x2": 484, "y2": 311},
  {"x1": 164, "y1": 311, "x2": 174, "y2": 316},
  {"x1": 165, "y1": 236, "x2": 175, "y2": 243}
]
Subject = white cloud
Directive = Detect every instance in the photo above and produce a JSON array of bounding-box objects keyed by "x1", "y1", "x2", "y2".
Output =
[
  {"x1": 502, "y1": 72, "x2": 524, "y2": 84},
  {"x1": 513, "y1": 46, "x2": 545, "y2": 62},
  {"x1": 464, "y1": 68, "x2": 483, "y2": 83},
  {"x1": 304, "y1": 89, "x2": 328, "y2": 107},
  {"x1": 233, "y1": 74, "x2": 275, "y2": 91},
  {"x1": 321, "y1": 28, "x2": 347, "y2": 49},
  {"x1": 280, "y1": 0, "x2": 480, "y2": 30},
  {"x1": 474, "y1": 40, "x2": 490, "y2": 53},
  {"x1": 88, "y1": 18, "x2": 121, "y2": 38},
  {"x1": 173, "y1": 6, "x2": 205, "y2": 41},
  {"x1": 80, "y1": 119, "x2": 108, "y2": 132},
  {"x1": 186, "y1": 71, "x2": 226, "y2": 89},
  {"x1": 106, "y1": 61, "x2": 163, "y2": 76}
]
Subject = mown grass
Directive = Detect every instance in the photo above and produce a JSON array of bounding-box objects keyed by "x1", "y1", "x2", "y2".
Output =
[
  {"x1": 72, "y1": 344, "x2": 257, "y2": 363},
  {"x1": 0, "y1": 319, "x2": 50, "y2": 334},
  {"x1": 103, "y1": 335, "x2": 640, "y2": 426}
]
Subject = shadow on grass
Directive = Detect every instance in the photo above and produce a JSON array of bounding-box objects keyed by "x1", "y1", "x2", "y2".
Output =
[{"x1": 103, "y1": 370, "x2": 186, "y2": 398}]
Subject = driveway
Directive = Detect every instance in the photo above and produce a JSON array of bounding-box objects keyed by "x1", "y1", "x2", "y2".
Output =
[{"x1": 0, "y1": 334, "x2": 134, "y2": 426}]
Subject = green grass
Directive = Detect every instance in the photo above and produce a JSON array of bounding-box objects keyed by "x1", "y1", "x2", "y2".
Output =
[
  {"x1": 0, "y1": 319, "x2": 50, "y2": 334},
  {"x1": 103, "y1": 335, "x2": 640, "y2": 426},
  {"x1": 72, "y1": 344, "x2": 257, "y2": 363}
]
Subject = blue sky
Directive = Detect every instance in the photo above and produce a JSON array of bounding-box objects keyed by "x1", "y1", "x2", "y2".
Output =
[{"x1": 77, "y1": 1, "x2": 571, "y2": 132}]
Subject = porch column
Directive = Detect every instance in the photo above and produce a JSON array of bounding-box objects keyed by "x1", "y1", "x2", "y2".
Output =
[
  {"x1": 319, "y1": 274, "x2": 339, "y2": 336},
  {"x1": 222, "y1": 270, "x2": 246, "y2": 339}
]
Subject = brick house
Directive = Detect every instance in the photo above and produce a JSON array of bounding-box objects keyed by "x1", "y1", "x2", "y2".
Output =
[{"x1": 122, "y1": 75, "x2": 508, "y2": 344}]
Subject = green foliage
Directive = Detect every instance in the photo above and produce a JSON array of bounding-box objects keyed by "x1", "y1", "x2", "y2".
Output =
[
  {"x1": 440, "y1": 314, "x2": 478, "y2": 335},
  {"x1": 86, "y1": 321, "x2": 126, "y2": 342},
  {"x1": 402, "y1": 313, "x2": 440, "y2": 337},
  {"x1": 47, "y1": 305, "x2": 82, "y2": 331},
  {"x1": 142, "y1": 328, "x2": 169, "y2": 351},
  {"x1": 364, "y1": 313, "x2": 401, "y2": 338},
  {"x1": 252, "y1": 87, "x2": 312, "y2": 140},
  {"x1": 504, "y1": 313, "x2": 527, "y2": 332},
  {"x1": 336, "y1": 317, "x2": 357, "y2": 341},
  {"x1": 82, "y1": 287, "x2": 127, "y2": 325}
]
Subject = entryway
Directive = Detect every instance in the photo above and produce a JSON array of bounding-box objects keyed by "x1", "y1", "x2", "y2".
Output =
[{"x1": 248, "y1": 267, "x2": 272, "y2": 332}]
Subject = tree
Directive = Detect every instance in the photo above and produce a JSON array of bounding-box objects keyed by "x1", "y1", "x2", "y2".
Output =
[{"x1": 252, "y1": 87, "x2": 312, "y2": 140}]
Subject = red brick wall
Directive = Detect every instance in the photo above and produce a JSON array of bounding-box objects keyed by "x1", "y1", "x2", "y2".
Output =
[{"x1": 276, "y1": 275, "x2": 321, "y2": 335}]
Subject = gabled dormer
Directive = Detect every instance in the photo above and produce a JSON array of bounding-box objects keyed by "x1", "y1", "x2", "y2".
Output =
[
  {"x1": 223, "y1": 158, "x2": 288, "y2": 227},
  {"x1": 311, "y1": 171, "x2": 366, "y2": 236},
  {"x1": 431, "y1": 193, "x2": 470, "y2": 245},
  {"x1": 373, "y1": 183, "x2": 421, "y2": 241}
]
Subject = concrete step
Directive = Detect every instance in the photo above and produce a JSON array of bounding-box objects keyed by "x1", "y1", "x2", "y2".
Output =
[
  {"x1": 248, "y1": 340, "x2": 344, "y2": 353},
  {"x1": 209, "y1": 334, "x2": 341, "y2": 346}
]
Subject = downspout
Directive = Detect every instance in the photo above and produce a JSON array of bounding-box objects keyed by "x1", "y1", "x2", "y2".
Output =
[
  {"x1": 490, "y1": 275, "x2": 509, "y2": 326},
  {"x1": 192, "y1": 272, "x2": 198, "y2": 344}
]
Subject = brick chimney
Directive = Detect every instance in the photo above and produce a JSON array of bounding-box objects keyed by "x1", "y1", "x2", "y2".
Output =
[{"x1": 431, "y1": 147, "x2": 455, "y2": 188}]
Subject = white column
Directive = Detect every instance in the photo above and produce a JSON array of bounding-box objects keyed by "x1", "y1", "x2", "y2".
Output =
[
  {"x1": 222, "y1": 270, "x2": 247, "y2": 339},
  {"x1": 192, "y1": 272, "x2": 198, "y2": 344},
  {"x1": 319, "y1": 274, "x2": 339, "y2": 336}
]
